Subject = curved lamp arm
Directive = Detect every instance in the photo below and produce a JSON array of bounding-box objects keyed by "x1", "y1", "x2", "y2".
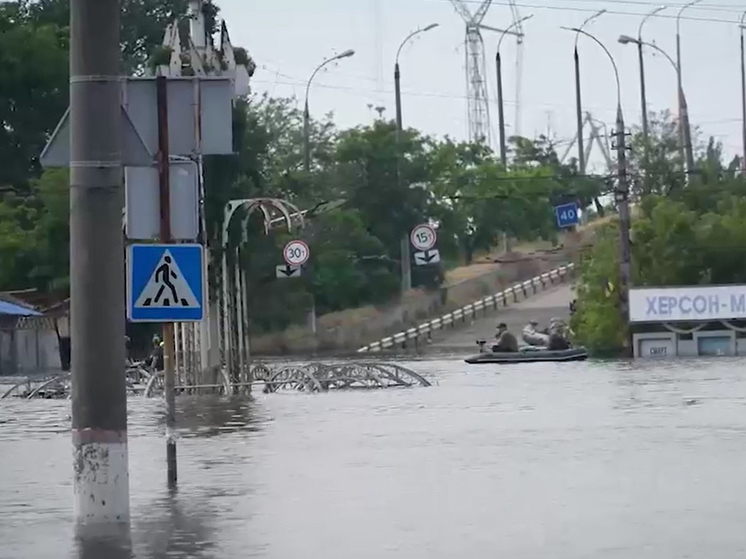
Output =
[
  {"x1": 396, "y1": 24, "x2": 439, "y2": 65},
  {"x1": 305, "y1": 49, "x2": 356, "y2": 107},
  {"x1": 498, "y1": 14, "x2": 533, "y2": 52},
  {"x1": 565, "y1": 27, "x2": 621, "y2": 108},
  {"x1": 644, "y1": 41, "x2": 678, "y2": 73},
  {"x1": 574, "y1": 9, "x2": 606, "y2": 49},
  {"x1": 619, "y1": 35, "x2": 678, "y2": 74},
  {"x1": 639, "y1": 5, "x2": 666, "y2": 40},
  {"x1": 676, "y1": 0, "x2": 702, "y2": 36}
]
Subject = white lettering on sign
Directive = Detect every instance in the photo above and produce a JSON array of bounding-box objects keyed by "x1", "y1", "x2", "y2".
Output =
[{"x1": 629, "y1": 286, "x2": 746, "y2": 323}]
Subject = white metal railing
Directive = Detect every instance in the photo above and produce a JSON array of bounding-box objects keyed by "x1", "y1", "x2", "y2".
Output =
[{"x1": 357, "y1": 263, "x2": 575, "y2": 353}]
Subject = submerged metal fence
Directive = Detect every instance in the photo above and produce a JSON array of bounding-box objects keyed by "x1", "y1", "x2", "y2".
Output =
[{"x1": 358, "y1": 263, "x2": 575, "y2": 353}]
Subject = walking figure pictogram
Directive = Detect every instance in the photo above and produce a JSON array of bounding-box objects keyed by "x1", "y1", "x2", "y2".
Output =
[{"x1": 144, "y1": 255, "x2": 187, "y2": 307}]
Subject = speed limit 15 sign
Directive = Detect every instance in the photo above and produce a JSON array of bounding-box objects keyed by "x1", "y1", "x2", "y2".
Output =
[{"x1": 410, "y1": 224, "x2": 437, "y2": 251}]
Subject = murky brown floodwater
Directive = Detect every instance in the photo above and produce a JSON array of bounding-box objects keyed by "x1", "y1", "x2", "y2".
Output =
[{"x1": 3, "y1": 358, "x2": 746, "y2": 558}]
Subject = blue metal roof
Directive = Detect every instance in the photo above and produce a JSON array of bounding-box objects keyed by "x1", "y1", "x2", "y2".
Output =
[{"x1": 0, "y1": 300, "x2": 42, "y2": 317}]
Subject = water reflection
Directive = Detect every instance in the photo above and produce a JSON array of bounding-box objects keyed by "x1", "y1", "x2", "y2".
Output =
[
  {"x1": 173, "y1": 396, "x2": 263, "y2": 439},
  {"x1": 131, "y1": 490, "x2": 218, "y2": 559},
  {"x1": 73, "y1": 524, "x2": 133, "y2": 559}
]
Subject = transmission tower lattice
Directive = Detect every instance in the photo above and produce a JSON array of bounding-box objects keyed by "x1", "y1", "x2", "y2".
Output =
[{"x1": 450, "y1": 0, "x2": 516, "y2": 146}]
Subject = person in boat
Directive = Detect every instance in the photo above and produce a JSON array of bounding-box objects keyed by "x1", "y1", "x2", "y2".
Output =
[
  {"x1": 546, "y1": 318, "x2": 571, "y2": 351},
  {"x1": 493, "y1": 323, "x2": 519, "y2": 353},
  {"x1": 522, "y1": 320, "x2": 550, "y2": 347}
]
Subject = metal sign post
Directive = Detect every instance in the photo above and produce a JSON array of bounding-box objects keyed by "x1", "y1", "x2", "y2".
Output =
[
  {"x1": 283, "y1": 239, "x2": 314, "y2": 334},
  {"x1": 156, "y1": 76, "x2": 178, "y2": 489}
]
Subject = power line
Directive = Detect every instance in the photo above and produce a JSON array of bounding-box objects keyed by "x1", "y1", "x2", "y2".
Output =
[
  {"x1": 401, "y1": 0, "x2": 744, "y2": 25},
  {"x1": 253, "y1": 76, "x2": 742, "y2": 127}
]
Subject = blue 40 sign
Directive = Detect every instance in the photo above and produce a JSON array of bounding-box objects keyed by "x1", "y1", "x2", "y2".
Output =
[{"x1": 555, "y1": 202, "x2": 580, "y2": 229}]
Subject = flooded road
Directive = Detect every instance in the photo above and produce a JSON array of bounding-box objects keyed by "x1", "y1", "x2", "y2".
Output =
[{"x1": 3, "y1": 358, "x2": 746, "y2": 558}]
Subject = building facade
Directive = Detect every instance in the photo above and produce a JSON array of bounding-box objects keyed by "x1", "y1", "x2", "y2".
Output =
[{"x1": 630, "y1": 285, "x2": 746, "y2": 358}]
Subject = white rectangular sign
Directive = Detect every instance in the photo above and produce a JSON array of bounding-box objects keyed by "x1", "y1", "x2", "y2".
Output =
[
  {"x1": 629, "y1": 285, "x2": 746, "y2": 323},
  {"x1": 414, "y1": 249, "x2": 441, "y2": 266},
  {"x1": 125, "y1": 160, "x2": 199, "y2": 241}
]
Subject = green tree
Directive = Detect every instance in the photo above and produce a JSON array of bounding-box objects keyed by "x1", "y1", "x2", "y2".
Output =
[
  {"x1": 0, "y1": 169, "x2": 69, "y2": 291},
  {"x1": 570, "y1": 225, "x2": 627, "y2": 355},
  {"x1": 0, "y1": 6, "x2": 68, "y2": 189}
]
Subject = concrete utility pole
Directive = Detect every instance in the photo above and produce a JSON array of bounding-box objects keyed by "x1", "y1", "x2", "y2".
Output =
[
  {"x1": 615, "y1": 106, "x2": 632, "y2": 350},
  {"x1": 70, "y1": 0, "x2": 130, "y2": 524},
  {"x1": 156, "y1": 76, "x2": 178, "y2": 489}
]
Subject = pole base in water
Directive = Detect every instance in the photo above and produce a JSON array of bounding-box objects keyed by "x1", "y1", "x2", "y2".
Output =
[{"x1": 73, "y1": 430, "x2": 130, "y2": 524}]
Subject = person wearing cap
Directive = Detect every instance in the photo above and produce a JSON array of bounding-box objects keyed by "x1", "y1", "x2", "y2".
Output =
[{"x1": 493, "y1": 322, "x2": 518, "y2": 353}]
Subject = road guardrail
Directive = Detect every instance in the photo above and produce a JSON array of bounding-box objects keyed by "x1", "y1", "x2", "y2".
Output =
[{"x1": 357, "y1": 263, "x2": 575, "y2": 352}]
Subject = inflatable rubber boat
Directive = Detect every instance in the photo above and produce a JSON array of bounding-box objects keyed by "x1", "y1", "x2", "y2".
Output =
[{"x1": 465, "y1": 345, "x2": 589, "y2": 365}]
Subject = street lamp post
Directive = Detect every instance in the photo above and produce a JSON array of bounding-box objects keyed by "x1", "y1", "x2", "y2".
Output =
[
  {"x1": 302, "y1": 49, "x2": 354, "y2": 337},
  {"x1": 573, "y1": 10, "x2": 606, "y2": 175},
  {"x1": 496, "y1": 15, "x2": 532, "y2": 167},
  {"x1": 566, "y1": 26, "x2": 631, "y2": 352},
  {"x1": 304, "y1": 50, "x2": 355, "y2": 173},
  {"x1": 395, "y1": 24, "x2": 439, "y2": 139},
  {"x1": 740, "y1": 11, "x2": 746, "y2": 173},
  {"x1": 619, "y1": 34, "x2": 691, "y2": 187},
  {"x1": 637, "y1": 6, "x2": 666, "y2": 144},
  {"x1": 394, "y1": 24, "x2": 438, "y2": 294},
  {"x1": 676, "y1": 0, "x2": 701, "y2": 178}
]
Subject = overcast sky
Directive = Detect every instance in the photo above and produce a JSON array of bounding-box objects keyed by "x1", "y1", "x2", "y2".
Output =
[{"x1": 218, "y1": 0, "x2": 746, "y2": 170}]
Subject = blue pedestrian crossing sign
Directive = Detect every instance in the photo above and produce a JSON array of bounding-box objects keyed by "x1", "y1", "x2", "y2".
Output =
[
  {"x1": 127, "y1": 244, "x2": 205, "y2": 323},
  {"x1": 555, "y1": 202, "x2": 580, "y2": 229}
]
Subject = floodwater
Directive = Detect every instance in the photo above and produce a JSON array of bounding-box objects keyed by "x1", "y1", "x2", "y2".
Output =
[{"x1": 3, "y1": 358, "x2": 746, "y2": 558}]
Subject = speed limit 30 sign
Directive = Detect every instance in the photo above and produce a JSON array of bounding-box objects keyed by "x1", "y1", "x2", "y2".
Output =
[
  {"x1": 410, "y1": 224, "x2": 437, "y2": 252},
  {"x1": 283, "y1": 240, "x2": 310, "y2": 266}
]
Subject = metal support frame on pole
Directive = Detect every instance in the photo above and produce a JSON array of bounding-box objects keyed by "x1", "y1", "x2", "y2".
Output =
[
  {"x1": 156, "y1": 76, "x2": 178, "y2": 489},
  {"x1": 70, "y1": 0, "x2": 130, "y2": 524}
]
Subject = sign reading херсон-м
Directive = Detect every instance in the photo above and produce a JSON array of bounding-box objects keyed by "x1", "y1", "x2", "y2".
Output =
[{"x1": 629, "y1": 286, "x2": 746, "y2": 323}]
